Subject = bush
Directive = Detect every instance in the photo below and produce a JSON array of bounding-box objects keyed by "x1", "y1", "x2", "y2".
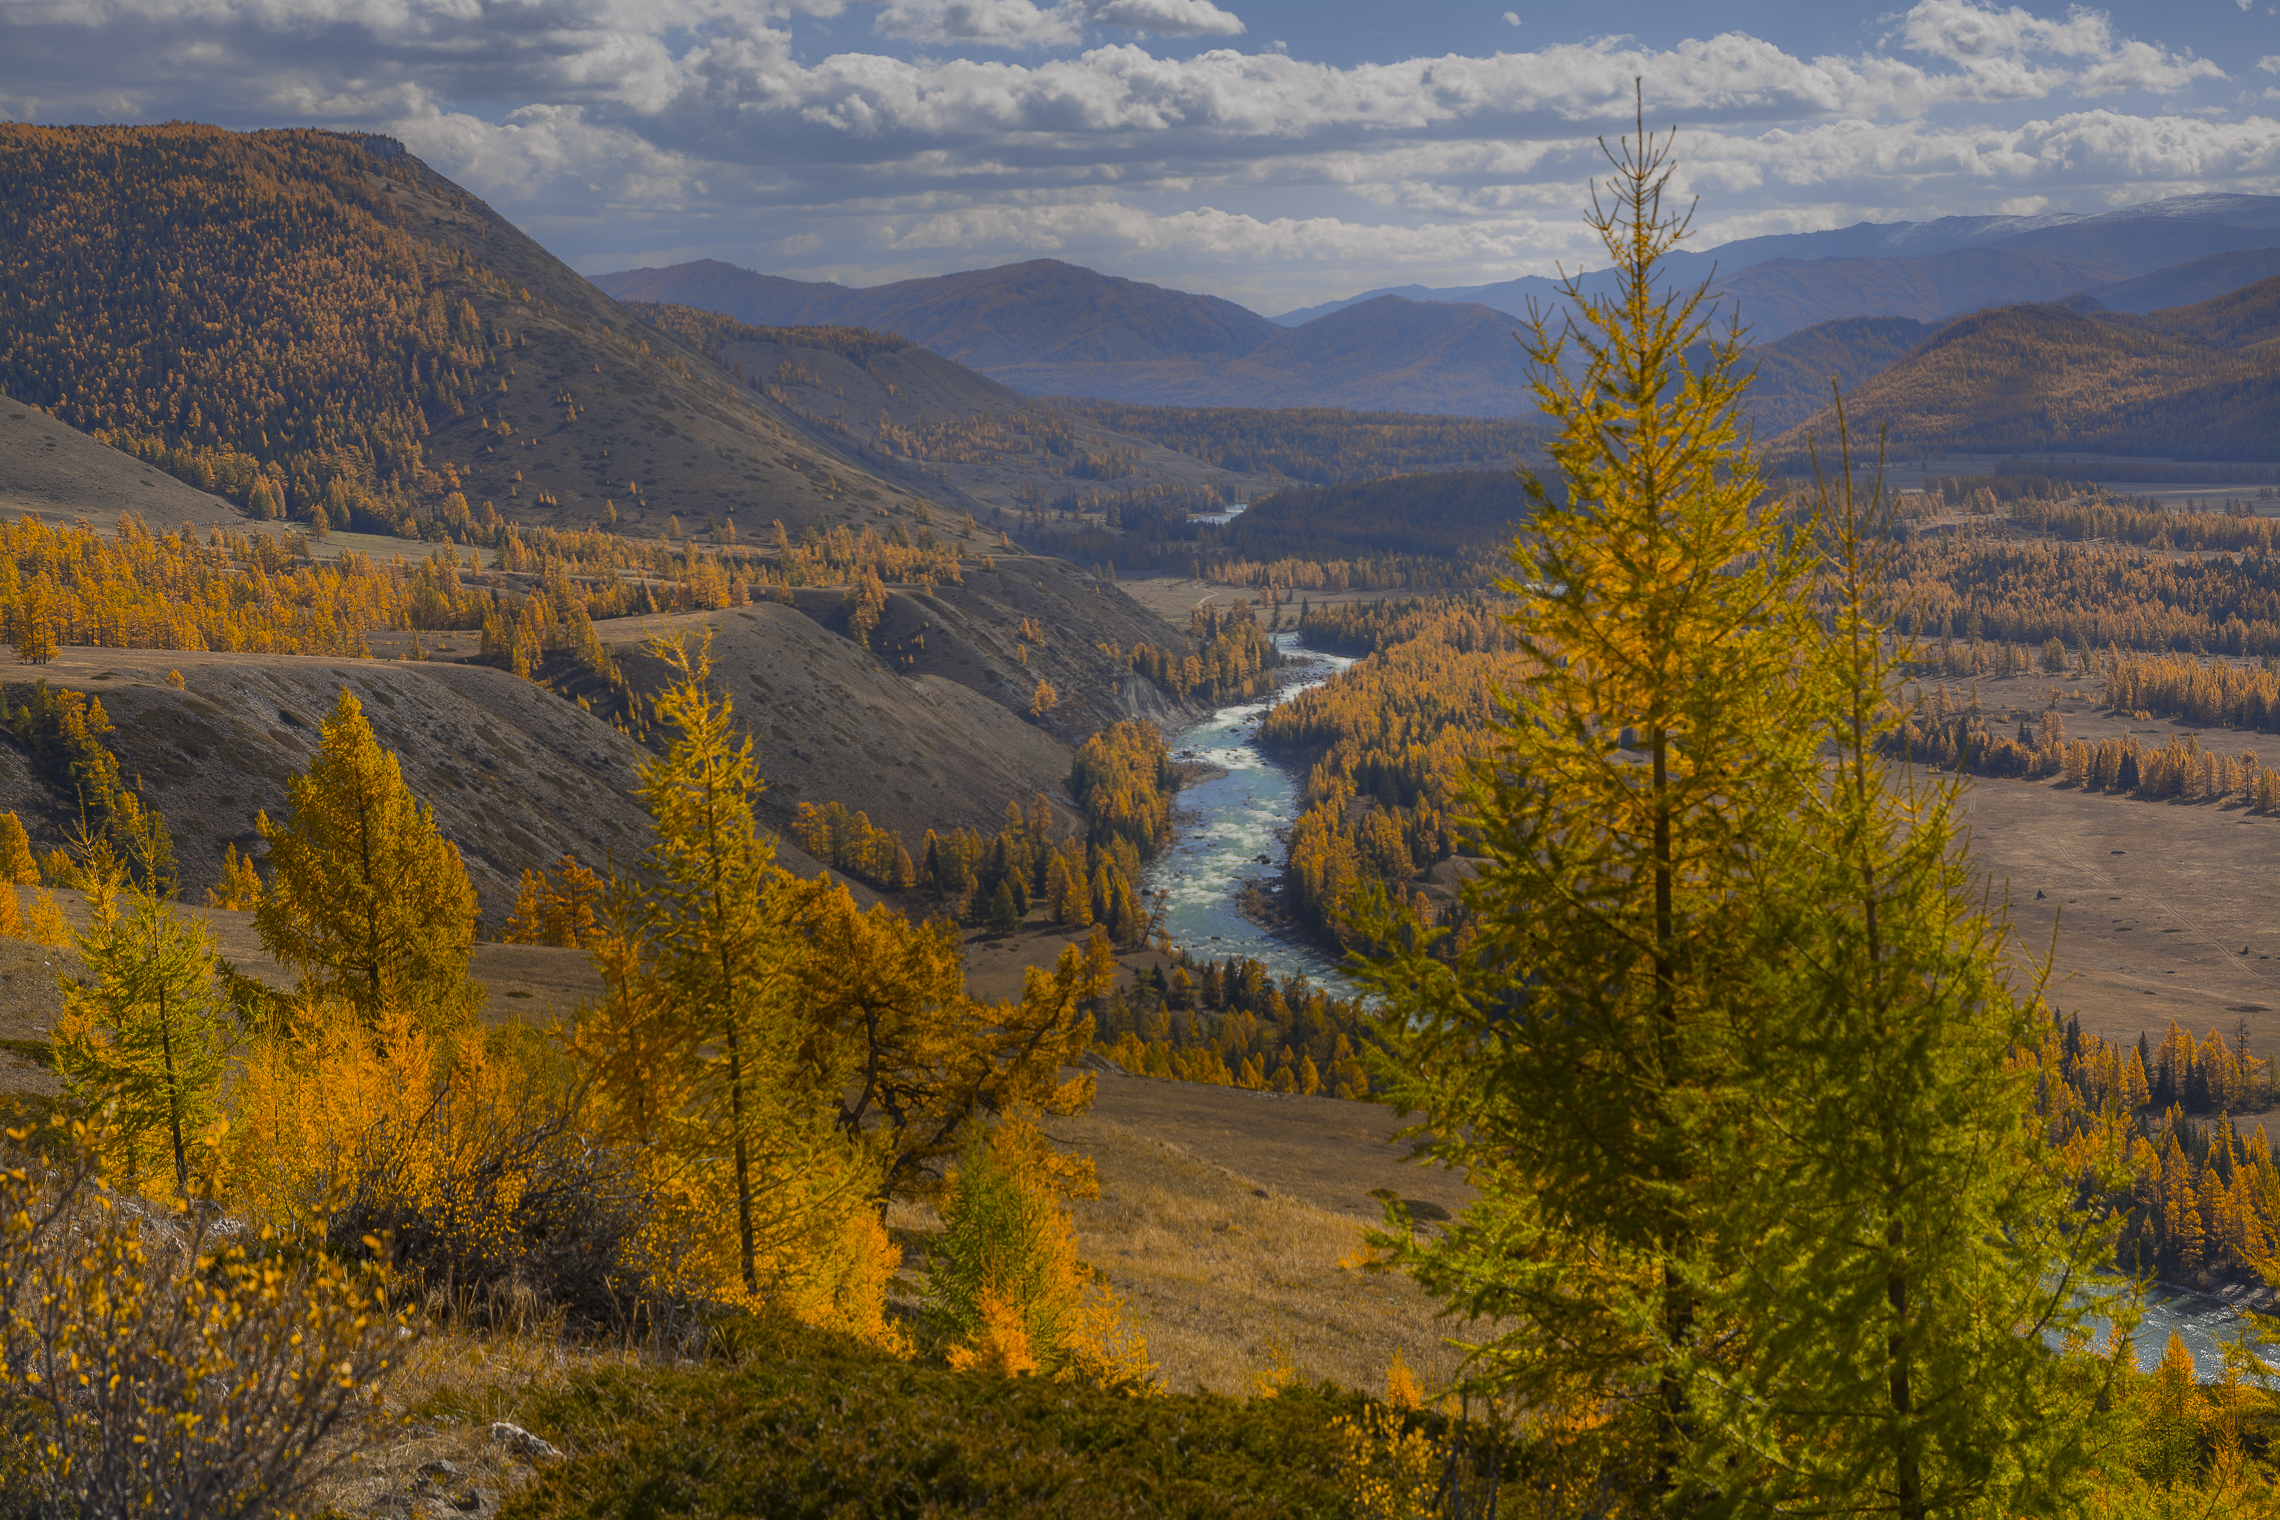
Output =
[
  {"x1": 0, "y1": 1129, "x2": 397, "y2": 1519},
  {"x1": 488, "y1": 1320, "x2": 1364, "y2": 1520},
  {"x1": 230, "y1": 1005, "x2": 667, "y2": 1336}
]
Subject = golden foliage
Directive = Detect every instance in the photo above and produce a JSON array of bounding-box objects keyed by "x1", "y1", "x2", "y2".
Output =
[
  {"x1": 205, "y1": 843, "x2": 262, "y2": 912},
  {"x1": 930, "y1": 1111, "x2": 1154, "y2": 1391},
  {"x1": 0, "y1": 1133, "x2": 399, "y2": 1520},
  {"x1": 1263, "y1": 600, "x2": 1528, "y2": 946},
  {"x1": 0, "y1": 810, "x2": 34, "y2": 886},
  {"x1": 0, "y1": 123, "x2": 513, "y2": 529},
  {"x1": 256, "y1": 686, "x2": 480, "y2": 1027},
  {"x1": 503, "y1": 853, "x2": 603, "y2": 948},
  {"x1": 18, "y1": 887, "x2": 68, "y2": 947}
]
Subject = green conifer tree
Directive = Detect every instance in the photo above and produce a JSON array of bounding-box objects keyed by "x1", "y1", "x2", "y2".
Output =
[
  {"x1": 987, "y1": 879, "x2": 1021, "y2": 936},
  {"x1": 52, "y1": 810, "x2": 231, "y2": 1196},
  {"x1": 1362, "y1": 108, "x2": 1830, "y2": 1488},
  {"x1": 1682, "y1": 412, "x2": 2125, "y2": 1517}
]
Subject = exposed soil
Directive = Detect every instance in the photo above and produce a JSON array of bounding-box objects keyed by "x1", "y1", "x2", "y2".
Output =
[{"x1": 0, "y1": 395, "x2": 245, "y2": 534}]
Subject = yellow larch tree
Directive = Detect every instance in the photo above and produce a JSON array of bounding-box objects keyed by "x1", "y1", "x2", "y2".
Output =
[{"x1": 254, "y1": 687, "x2": 480, "y2": 1027}]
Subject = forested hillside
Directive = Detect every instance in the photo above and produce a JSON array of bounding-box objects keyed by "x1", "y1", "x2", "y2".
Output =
[
  {"x1": 1778, "y1": 301, "x2": 2280, "y2": 459},
  {"x1": 0, "y1": 123, "x2": 944, "y2": 541}
]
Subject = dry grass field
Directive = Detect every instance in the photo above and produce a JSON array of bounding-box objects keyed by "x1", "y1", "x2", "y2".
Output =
[{"x1": 1937, "y1": 668, "x2": 2280, "y2": 1057}]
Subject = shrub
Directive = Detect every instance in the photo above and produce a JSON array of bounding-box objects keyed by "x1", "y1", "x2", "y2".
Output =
[
  {"x1": 927, "y1": 1113, "x2": 1153, "y2": 1390},
  {"x1": 229, "y1": 1004, "x2": 661, "y2": 1335},
  {"x1": 489, "y1": 1320, "x2": 1362, "y2": 1520},
  {"x1": 0, "y1": 1128, "x2": 397, "y2": 1519}
]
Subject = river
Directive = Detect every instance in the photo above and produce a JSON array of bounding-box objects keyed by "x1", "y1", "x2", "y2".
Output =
[
  {"x1": 1145, "y1": 632, "x2": 1356, "y2": 997},
  {"x1": 1147, "y1": 636, "x2": 2262, "y2": 1380},
  {"x1": 2111, "y1": 1282, "x2": 2263, "y2": 1378}
]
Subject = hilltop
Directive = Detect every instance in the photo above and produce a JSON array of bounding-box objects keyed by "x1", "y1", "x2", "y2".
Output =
[
  {"x1": 0, "y1": 123, "x2": 959, "y2": 542},
  {"x1": 1777, "y1": 282, "x2": 2280, "y2": 459}
]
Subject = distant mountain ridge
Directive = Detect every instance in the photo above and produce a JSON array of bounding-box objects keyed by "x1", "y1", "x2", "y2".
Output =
[
  {"x1": 1775, "y1": 276, "x2": 2280, "y2": 461},
  {"x1": 595, "y1": 194, "x2": 2280, "y2": 422},
  {"x1": 1273, "y1": 194, "x2": 2280, "y2": 329},
  {"x1": 595, "y1": 258, "x2": 1282, "y2": 368}
]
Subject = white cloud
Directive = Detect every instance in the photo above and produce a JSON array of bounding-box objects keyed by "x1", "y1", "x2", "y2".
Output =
[
  {"x1": 869, "y1": 0, "x2": 1238, "y2": 47},
  {"x1": 0, "y1": 0, "x2": 2272, "y2": 309},
  {"x1": 1502, "y1": 10, "x2": 1519, "y2": 25},
  {"x1": 1085, "y1": 0, "x2": 1242, "y2": 38},
  {"x1": 873, "y1": 0, "x2": 1081, "y2": 48}
]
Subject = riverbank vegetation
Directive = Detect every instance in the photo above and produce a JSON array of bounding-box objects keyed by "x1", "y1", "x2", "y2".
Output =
[
  {"x1": 18, "y1": 119, "x2": 2280, "y2": 1518},
  {"x1": 1252, "y1": 597, "x2": 1524, "y2": 949}
]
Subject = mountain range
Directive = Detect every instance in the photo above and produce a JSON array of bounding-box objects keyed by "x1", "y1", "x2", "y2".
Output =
[{"x1": 599, "y1": 194, "x2": 2280, "y2": 421}]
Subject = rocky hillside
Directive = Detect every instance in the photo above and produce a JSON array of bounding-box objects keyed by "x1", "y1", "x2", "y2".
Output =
[
  {"x1": 623, "y1": 306, "x2": 1252, "y2": 518},
  {"x1": 0, "y1": 645, "x2": 836, "y2": 923}
]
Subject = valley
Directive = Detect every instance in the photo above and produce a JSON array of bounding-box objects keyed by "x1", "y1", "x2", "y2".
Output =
[{"x1": 10, "y1": 110, "x2": 2280, "y2": 1517}]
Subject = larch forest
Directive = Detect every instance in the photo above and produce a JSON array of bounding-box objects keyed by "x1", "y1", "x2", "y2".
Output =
[{"x1": 0, "y1": 112, "x2": 2278, "y2": 1520}]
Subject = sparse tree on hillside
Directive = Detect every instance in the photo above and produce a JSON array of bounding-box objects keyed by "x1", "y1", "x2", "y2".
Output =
[
  {"x1": 0, "y1": 812, "x2": 36, "y2": 885},
  {"x1": 791, "y1": 880, "x2": 1108, "y2": 1201},
  {"x1": 205, "y1": 844, "x2": 262, "y2": 912},
  {"x1": 586, "y1": 632, "x2": 863, "y2": 1298},
  {"x1": 255, "y1": 687, "x2": 480, "y2": 1027},
  {"x1": 504, "y1": 853, "x2": 604, "y2": 948}
]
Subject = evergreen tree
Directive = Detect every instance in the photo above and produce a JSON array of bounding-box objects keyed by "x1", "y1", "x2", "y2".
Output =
[
  {"x1": 1364, "y1": 109, "x2": 1832, "y2": 1487},
  {"x1": 52, "y1": 810, "x2": 231, "y2": 1196},
  {"x1": 1685, "y1": 414, "x2": 2125, "y2": 1515},
  {"x1": 1363, "y1": 115, "x2": 2124, "y2": 1512},
  {"x1": 987, "y1": 879, "x2": 1021, "y2": 936},
  {"x1": 255, "y1": 687, "x2": 480, "y2": 1027}
]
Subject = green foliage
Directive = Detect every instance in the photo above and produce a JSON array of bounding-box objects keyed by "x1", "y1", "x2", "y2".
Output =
[
  {"x1": 926, "y1": 1122, "x2": 1078, "y2": 1364},
  {"x1": 1, "y1": 678, "x2": 154, "y2": 868},
  {"x1": 489, "y1": 1321, "x2": 1362, "y2": 1520},
  {"x1": 1362, "y1": 120, "x2": 2121, "y2": 1511},
  {"x1": 254, "y1": 685, "x2": 481, "y2": 1027},
  {"x1": 1682, "y1": 430, "x2": 2126, "y2": 1515},
  {"x1": 52, "y1": 813, "x2": 232, "y2": 1196},
  {"x1": 987, "y1": 878, "x2": 1022, "y2": 935}
]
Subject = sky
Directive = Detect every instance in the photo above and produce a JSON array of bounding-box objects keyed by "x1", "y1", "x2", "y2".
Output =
[{"x1": 2, "y1": 0, "x2": 2278, "y2": 314}]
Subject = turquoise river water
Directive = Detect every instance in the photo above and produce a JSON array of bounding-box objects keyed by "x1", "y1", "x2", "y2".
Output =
[{"x1": 1144, "y1": 633, "x2": 2257, "y2": 1379}]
